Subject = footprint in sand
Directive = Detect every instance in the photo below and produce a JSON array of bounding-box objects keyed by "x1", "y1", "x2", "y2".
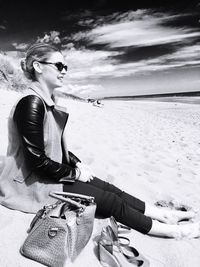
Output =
[
  {"x1": 181, "y1": 143, "x2": 188, "y2": 148},
  {"x1": 147, "y1": 175, "x2": 158, "y2": 183},
  {"x1": 110, "y1": 161, "x2": 119, "y2": 167}
]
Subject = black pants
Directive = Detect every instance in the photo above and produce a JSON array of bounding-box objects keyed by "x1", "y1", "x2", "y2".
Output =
[{"x1": 63, "y1": 177, "x2": 152, "y2": 234}]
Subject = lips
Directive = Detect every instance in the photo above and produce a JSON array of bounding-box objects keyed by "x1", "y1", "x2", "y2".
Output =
[{"x1": 58, "y1": 76, "x2": 64, "y2": 81}]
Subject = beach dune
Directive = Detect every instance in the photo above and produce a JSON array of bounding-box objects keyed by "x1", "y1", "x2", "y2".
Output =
[{"x1": 0, "y1": 89, "x2": 200, "y2": 266}]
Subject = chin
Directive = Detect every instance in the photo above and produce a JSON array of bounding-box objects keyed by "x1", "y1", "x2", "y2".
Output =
[{"x1": 56, "y1": 82, "x2": 63, "y2": 88}]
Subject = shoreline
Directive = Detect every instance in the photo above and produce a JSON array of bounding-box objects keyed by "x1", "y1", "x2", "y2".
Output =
[{"x1": 100, "y1": 95, "x2": 200, "y2": 105}]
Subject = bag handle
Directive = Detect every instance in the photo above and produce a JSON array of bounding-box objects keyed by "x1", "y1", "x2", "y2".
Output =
[
  {"x1": 51, "y1": 191, "x2": 95, "y2": 201},
  {"x1": 49, "y1": 191, "x2": 94, "y2": 210}
]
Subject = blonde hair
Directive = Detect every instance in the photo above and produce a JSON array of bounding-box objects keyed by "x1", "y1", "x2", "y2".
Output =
[{"x1": 20, "y1": 42, "x2": 60, "y2": 80}]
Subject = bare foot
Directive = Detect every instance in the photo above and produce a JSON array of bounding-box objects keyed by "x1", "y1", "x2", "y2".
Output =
[
  {"x1": 171, "y1": 222, "x2": 200, "y2": 239},
  {"x1": 160, "y1": 209, "x2": 196, "y2": 224},
  {"x1": 149, "y1": 220, "x2": 200, "y2": 238}
]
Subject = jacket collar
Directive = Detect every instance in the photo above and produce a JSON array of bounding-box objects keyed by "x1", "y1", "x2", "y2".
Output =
[
  {"x1": 29, "y1": 81, "x2": 55, "y2": 108},
  {"x1": 28, "y1": 81, "x2": 68, "y2": 114}
]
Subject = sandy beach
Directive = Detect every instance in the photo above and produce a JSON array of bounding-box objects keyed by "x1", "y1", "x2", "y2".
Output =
[{"x1": 0, "y1": 88, "x2": 200, "y2": 267}]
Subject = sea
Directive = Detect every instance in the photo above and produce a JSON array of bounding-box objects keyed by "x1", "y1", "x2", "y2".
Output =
[{"x1": 102, "y1": 96, "x2": 200, "y2": 105}]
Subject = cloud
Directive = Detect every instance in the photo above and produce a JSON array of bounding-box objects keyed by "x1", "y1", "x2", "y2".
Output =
[
  {"x1": 62, "y1": 47, "x2": 122, "y2": 81},
  {"x1": 59, "y1": 9, "x2": 200, "y2": 85},
  {"x1": 77, "y1": 19, "x2": 95, "y2": 27},
  {"x1": 68, "y1": 9, "x2": 200, "y2": 48},
  {"x1": 61, "y1": 42, "x2": 200, "y2": 84},
  {"x1": 106, "y1": 56, "x2": 200, "y2": 78},
  {"x1": 12, "y1": 42, "x2": 28, "y2": 50},
  {"x1": 61, "y1": 9, "x2": 93, "y2": 22},
  {"x1": 60, "y1": 83, "x2": 105, "y2": 96},
  {"x1": 61, "y1": 42, "x2": 75, "y2": 49},
  {"x1": 165, "y1": 44, "x2": 200, "y2": 61},
  {"x1": 86, "y1": 10, "x2": 200, "y2": 48},
  {"x1": 37, "y1": 31, "x2": 61, "y2": 44},
  {"x1": 0, "y1": 25, "x2": 6, "y2": 30}
]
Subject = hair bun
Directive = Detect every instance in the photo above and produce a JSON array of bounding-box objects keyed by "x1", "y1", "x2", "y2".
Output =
[
  {"x1": 20, "y1": 58, "x2": 27, "y2": 72},
  {"x1": 20, "y1": 58, "x2": 32, "y2": 79}
]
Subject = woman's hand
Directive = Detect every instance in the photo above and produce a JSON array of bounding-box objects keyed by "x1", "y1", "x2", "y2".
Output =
[{"x1": 75, "y1": 162, "x2": 95, "y2": 182}]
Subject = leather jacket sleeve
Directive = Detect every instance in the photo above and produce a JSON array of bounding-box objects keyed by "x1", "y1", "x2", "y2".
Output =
[
  {"x1": 13, "y1": 95, "x2": 76, "y2": 183},
  {"x1": 68, "y1": 151, "x2": 81, "y2": 166}
]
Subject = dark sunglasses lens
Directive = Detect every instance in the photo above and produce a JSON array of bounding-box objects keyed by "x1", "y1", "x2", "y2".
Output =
[{"x1": 56, "y1": 63, "x2": 68, "y2": 72}]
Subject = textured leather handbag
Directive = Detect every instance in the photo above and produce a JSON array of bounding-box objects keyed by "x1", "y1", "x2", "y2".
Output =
[{"x1": 20, "y1": 191, "x2": 96, "y2": 267}]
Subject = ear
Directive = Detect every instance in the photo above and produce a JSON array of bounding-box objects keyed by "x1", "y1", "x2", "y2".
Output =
[{"x1": 33, "y1": 61, "x2": 42, "y2": 74}]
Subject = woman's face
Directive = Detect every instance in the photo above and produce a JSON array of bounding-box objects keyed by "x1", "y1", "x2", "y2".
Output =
[{"x1": 39, "y1": 51, "x2": 67, "y2": 90}]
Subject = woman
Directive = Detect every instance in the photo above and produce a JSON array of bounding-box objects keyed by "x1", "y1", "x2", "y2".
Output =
[{"x1": 0, "y1": 42, "x2": 199, "y2": 239}]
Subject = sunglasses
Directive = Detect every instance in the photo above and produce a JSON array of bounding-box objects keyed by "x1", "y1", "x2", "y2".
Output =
[{"x1": 38, "y1": 61, "x2": 68, "y2": 72}]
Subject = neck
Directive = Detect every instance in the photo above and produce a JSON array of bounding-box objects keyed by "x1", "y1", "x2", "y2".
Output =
[
  {"x1": 31, "y1": 80, "x2": 55, "y2": 106},
  {"x1": 36, "y1": 78, "x2": 54, "y2": 98}
]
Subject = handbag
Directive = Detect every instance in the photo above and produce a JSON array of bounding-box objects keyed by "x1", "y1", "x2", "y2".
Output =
[{"x1": 20, "y1": 191, "x2": 96, "y2": 267}]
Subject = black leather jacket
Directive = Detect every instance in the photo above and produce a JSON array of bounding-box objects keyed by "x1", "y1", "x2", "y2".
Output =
[{"x1": 13, "y1": 95, "x2": 80, "y2": 183}]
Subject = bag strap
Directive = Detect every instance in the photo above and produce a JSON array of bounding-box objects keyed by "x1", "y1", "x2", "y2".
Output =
[
  {"x1": 51, "y1": 191, "x2": 95, "y2": 201},
  {"x1": 27, "y1": 207, "x2": 46, "y2": 233},
  {"x1": 49, "y1": 191, "x2": 94, "y2": 210}
]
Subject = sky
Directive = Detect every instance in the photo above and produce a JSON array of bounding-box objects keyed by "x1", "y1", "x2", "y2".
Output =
[{"x1": 0, "y1": 0, "x2": 200, "y2": 98}]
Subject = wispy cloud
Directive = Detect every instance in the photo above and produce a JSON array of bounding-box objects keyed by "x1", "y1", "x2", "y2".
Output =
[
  {"x1": 165, "y1": 45, "x2": 200, "y2": 61},
  {"x1": 62, "y1": 42, "x2": 200, "y2": 81},
  {"x1": 37, "y1": 31, "x2": 61, "y2": 44},
  {"x1": 62, "y1": 48, "x2": 121, "y2": 81},
  {"x1": 70, "y1": 10, "x2": 200, "y2": 47},
  {"x1": 62, "y1": 10, "x2": 200, "y2": 82},
  {"x1": 12, "y1": 43, "x2": 28, "y2": 50},
  {"x1": 89, "y1": 24, "x2": 199, "y2": 47},
  {"x1": 61, "y1": 83, "x2": 105, "y2": 96},
  {"x1": 0, "y1": 25, "x2": 6, "y2": 30}
]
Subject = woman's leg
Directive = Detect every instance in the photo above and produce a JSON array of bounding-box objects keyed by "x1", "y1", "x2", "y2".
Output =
[
  {"x1": 63, "y1": 181, "x2": 200, "y2": 238},
  {"x1": 89, "y1": 177, "x2": 196, "y2": 224},
  {"x1": 89, "y1": 177, "x2": 145, "y2": 213},
  {"x1": 63, "y1": 180, "x2": 152, "y2": 234}
]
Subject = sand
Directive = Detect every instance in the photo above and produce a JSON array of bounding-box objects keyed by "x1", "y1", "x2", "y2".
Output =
[{"x1": 0, "y1": 88, "x2": 200, "y2": 266}]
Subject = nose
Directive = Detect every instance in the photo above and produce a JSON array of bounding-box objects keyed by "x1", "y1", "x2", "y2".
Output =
[{"x1": 61, "y1": 68, "x2": 67, "y2": 75}]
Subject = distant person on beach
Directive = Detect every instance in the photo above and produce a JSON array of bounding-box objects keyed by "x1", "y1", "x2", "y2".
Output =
[
  {"x1": 0, "y1": 42, "x2": 199, "y2": 239},
  {"x1": 93, "y1": 99, "x2": 104, "y2": 107}
]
